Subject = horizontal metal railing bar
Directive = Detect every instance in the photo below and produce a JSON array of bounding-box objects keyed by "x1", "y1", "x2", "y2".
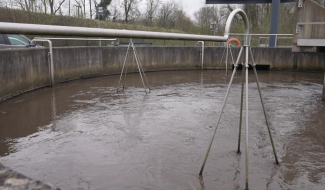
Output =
[
  {"x1": 258, "y1": 37, "x2": 292, "y2": 39},
  {"x1": 297, "y1": 22, "x2": 325, "y2": 25},
  {"x1": 34, "y1": 37, "x2": 117, "y2": 41},
  {"x1": 226, "y1": 33, "x2": 293, "y2": 36},
  {"x1": 0, "y1": 22, "x2": 228, "y2": 42}
]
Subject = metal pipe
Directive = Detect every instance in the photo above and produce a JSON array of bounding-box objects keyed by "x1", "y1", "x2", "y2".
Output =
[
  {"x1": 133, "y1": 42, "x2": 151, "y2": 91},
  {"x1": 117, "y1": 42, "x2": 131, "y2": 92},
  {"x1": 226, "y1": 42, "x2": 229, "y2": 75},
  {"x1": 249, "y1": 47, "x2": 279, "y2": 165},
  {"x1": 237, "y1": 61, "x2": 245, "y2": 154},
  {"x1": 98, "y1": 15, "x2": 101, "y2": 47},
  {"x1": 229, "y1": 45, "x2": 235, "y2": 65},
  {"x1": 131, "y1": 39, "x2": 148, "y2": 94},
  {"x1": 30, "y1": 39, "x2": 54, "y2": 86},
  {"x1": 219, "y1": 48, "x2": 226, "y2": 71},
  {"x1": 197, "y1": 41, "x2": 204, "y2": 70},
  {"x1": 244, "y1": 46, "x2": 249, "y2": 190},
  {"x1": 226, "y1": 33, "x2": 292, "y2": 36},
  {"x1": 199, "y1": 46, "x2": 244, "y2": 176},
  {"x1": 35, "y1": 37, "x2": 117, "y2": 41},
  {"x1": 0, "y1": 9, "x2": 248, "y2": 42}
]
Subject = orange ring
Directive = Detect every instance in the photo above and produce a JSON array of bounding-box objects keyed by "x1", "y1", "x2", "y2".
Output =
[{"x1": 226, "y1": 38, "x2": 241, "y2": 47}]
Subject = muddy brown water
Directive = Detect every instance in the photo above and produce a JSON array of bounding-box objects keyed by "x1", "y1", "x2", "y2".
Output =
[{"x1": 0, "y1": 70, "x2": 324, "y2": 190}]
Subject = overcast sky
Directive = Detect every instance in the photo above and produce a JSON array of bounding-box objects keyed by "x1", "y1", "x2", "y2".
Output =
[{"x1": 138, "y1": 0, "x2": 207, "y2": 19}]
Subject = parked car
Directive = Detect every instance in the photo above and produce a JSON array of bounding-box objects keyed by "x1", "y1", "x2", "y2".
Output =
[{"x1": 0, "y1": 34, "x2": 40, "y2": 49}]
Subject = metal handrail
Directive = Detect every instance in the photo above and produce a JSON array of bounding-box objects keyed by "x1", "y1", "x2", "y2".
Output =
[
  {"x1": 226, "y1": 33, "x2": 293, "y2": 36},
  {"x1": 258, "y1": 36, "x2": 293, "y2": 47}
]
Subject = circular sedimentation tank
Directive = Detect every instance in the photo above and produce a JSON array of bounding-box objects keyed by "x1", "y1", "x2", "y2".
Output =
[{"x1": 0, "y1": 70, "x2": 324, "y2": 190}]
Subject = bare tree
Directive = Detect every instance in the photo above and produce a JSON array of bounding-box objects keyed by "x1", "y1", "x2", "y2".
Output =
[
  {"x1": 109, "y1": 0, "x2": 122, "y2": 22},
  {"x1": 48, "y1": 0, "x2": 66, "y2": 15},
  {"x1": 146, "y1": 0, "x2": 160, "y2": 26},
  {"x1": 157, "y1": 1, "x2": 179, "y2": 28},
  {"x1": 15, "y1": 0, "x2": 32, "y2": 11},
  {"x1": 121, "y1": 0, "x2": 141, "y2": 24},
  {"x1": 39, "y1": 0, "x2": 48, "y2": 14},
  {"x1": 173, "y1": 9, "x2": 193, "y2": 32},
  {"x1": 89, "y1": 0, "x2": 92, "y2": 18}
]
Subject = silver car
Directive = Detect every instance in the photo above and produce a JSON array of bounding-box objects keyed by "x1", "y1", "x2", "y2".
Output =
[{"x1": 0, "y1": 34, "x2": 36, "y2": 49}]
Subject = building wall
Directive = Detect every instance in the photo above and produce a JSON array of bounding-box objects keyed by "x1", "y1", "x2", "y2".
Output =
[{"x1": 292, "y1": 0, "x2": 325, "y2": 52}]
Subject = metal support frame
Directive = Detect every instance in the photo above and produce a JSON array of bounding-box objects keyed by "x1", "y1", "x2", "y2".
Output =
[
  {"x1": 197, "y1": 41, "x2": 204, "y2": 70},
  {"x1": 199, "y1": 37, "x2": 279, "y2": 190},
  {"x1": 30, "y1": 39, "x2": 54, "y2": 86},
  {"x1": 117, "y1": 39, "x2": 150, "y2": 94}
]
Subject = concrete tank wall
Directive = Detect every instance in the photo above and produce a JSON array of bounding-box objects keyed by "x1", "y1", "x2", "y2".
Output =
[{"x1": 0, "y1": 46, "x2": 324, "y2": 101}]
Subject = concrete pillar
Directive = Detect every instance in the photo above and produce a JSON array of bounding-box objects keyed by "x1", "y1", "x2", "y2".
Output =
[{"x1": 323, "y1": 71, "x2": 325, "y2": 101}]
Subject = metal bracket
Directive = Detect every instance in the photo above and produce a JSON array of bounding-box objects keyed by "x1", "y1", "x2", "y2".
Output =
[
  {"x1": 244, "y1": 35, "x2": 251, "y2": 46},
  {"x1": 296, "y1": 24, "x2": 301, "y2": 34},
  {"x1": 298, "y1": 0, "x2": 303, "y2": 8}
]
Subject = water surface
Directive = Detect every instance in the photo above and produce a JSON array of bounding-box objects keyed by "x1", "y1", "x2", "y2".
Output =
[{"x1": 0, "y1": 70, "x2": 324, "y2": 190}]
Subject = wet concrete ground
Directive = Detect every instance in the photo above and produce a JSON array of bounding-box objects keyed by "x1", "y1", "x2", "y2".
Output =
[{"x1": 0, "y1": 70, "x2": 324, "y2": 190}]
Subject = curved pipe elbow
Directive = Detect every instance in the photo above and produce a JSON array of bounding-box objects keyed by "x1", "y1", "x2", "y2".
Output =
[{"x1": 223, "y1": 8, "x2": 250, "y2": 45}]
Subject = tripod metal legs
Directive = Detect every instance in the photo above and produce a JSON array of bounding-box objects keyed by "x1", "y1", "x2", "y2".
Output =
[
  {"x1": 199, "y1": 47, "x2": 244, "y2": 176},
  {"x1": 117, "y1": 43, "x2": 131, "y2": 92},
  {"x1": 116, "y1": 39, "x2": 150, "y2": 93},
  {"x1": 237, "y1": 56, "x2": 245, "y2": 154},
  {"x1": 199, "y1": 46, "x2": 279, "y2": 190},
  {"x1": 249, "y1": 47, "x2": 279, "y2": 165},
  {"x1": 244, "y1": 46, "x2": 249, "y2": 190}
]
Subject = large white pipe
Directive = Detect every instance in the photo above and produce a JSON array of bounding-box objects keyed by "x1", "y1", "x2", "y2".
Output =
[{"x1": 0, "y1": 9, "x2": 249, "y2": 42}]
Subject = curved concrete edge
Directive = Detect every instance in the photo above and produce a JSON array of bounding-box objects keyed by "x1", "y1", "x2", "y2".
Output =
[
  {"x1": 0, "y1": 163, "x2": 59, "y2": 189},
  {"x1": 0, "y1": 46, "x2": 324, "y2": 103}
]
